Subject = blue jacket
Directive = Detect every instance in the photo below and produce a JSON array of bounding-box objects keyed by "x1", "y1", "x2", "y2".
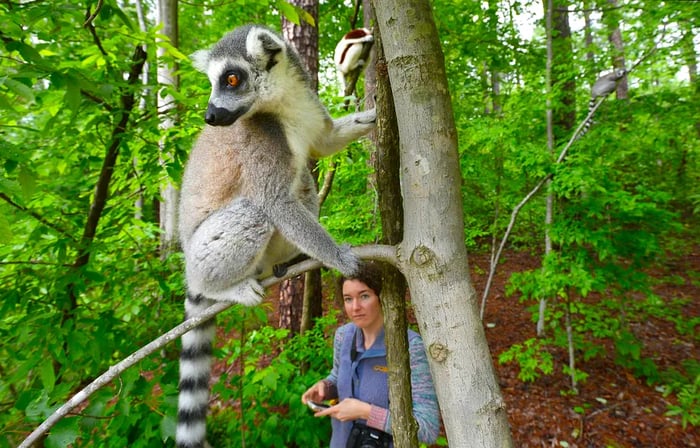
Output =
[{"x1": 325, "y1": 323, "x2": 440, "y2": 447}]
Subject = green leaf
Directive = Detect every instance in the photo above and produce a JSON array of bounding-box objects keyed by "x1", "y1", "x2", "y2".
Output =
[
  {"x1": 38, "y1": 361, "x2": 56, "y2": 393},
  {"x1": 63, "y1": 80, "x2": 81, "y2": 114},
  {"x1": 45, "y1": 417, "x2": 79, "y2": 448},
  {"x1": 25, "y1": 392, "x2": 53, "y2": 420},
  {"x1": 4, "y1": 78, "x2": 35, "y2": 103},
  {"x1": 0, "y1": 214, "x2": 12, "y2": 243},
  {"x1": 6, "y1": 41, "x2": 43, "y2": 64},
  {"x1": 156, "y1": 39, "x2": 188, "y2": 60},
  {"x1": 160, "y1": 414, "x2": 177, "y2": 442},
  {"x1": 296, "y1": 6, "x2": 315, "y2": 26},
  {"x1": 18, "y1": 166, "x2": 37, "y2": 200},
  {"x1": 276, "y1": 1, "x2": 300, "y2": 25}
]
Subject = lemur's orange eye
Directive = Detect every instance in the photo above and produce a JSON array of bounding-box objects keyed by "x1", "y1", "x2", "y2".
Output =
[{"x1": 227, "y1": 74, "x2": 240, "y2": 87}]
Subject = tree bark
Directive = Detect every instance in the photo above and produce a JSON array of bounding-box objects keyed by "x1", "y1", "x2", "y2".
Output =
[
  {"x1": 539, "y1": 0, "x2": 555, "y2": 338},
  {"x1": 370, "y1": 12, "x2": 418, "y2": 447},
  {"x1": 604, "y1": 0, "x2": 628, "y2": 99},
  {"x1": 583, "y1": 0, "x2": 594, "y2": 66},
  {"x1": 277, "y1": 275, "x2": 304, "y2": 333},
  {"x1": 156, "y1": 0, "x2": 179, "y2": 258},
  {"x1": 547, "y1": 0, "x2": 576, "y2": 141},
  {"x1": 280, "y1": 0, "x2": 321, "y2": 335},
  {"x1": 373, "y1": 1, "x2": 513, "y2": 446}
]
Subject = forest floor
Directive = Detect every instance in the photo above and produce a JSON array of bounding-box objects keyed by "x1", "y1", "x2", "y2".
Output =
[{"x1": 468, "y1": 249, "x2": 700, "y2": 448}]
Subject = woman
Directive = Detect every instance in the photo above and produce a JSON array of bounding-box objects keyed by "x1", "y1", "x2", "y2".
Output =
[{"x1": 301, "y1": 264, "x2": 440, "y2": 447}]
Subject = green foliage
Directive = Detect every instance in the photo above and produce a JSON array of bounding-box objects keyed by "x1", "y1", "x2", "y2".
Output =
[
  {"x1": 207, "y1": 310, "x2": 338, "y2": 447},
  {"x1": 318, "y1": 141, "x2": 381, "y2": 245},
  {"x1": 421, "y1": 435, "x2": 448, "y2": 447},
  {"x1": 498, "y1": 337, "x2": 554, "y2": 382},
  {"x1": 663, "y1": 361, "x2": 700, "y2": 429},
  {"x1": 0, "y1": 1, "x2": 303, "y2": 446},
  {"x1": 665, "y1": 375, "x2": 700, "y2": 428}
]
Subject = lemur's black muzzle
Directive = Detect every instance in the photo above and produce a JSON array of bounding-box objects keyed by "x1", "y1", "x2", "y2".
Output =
[{"x1": 205, "y1": 104, "x2": 248, "y2": 126}]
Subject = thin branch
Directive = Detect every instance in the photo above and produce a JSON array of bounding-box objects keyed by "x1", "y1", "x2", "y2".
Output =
[
  {"x1": 0, "y1": 192, "x2": 74, "y2": 241},
  {"x1": 84, "y1": 1, "x2": 109, "y2": 59},
  {"x1": 83, "y1": 0, "x2": 104, "y2": 28},
  {"x1": 74, "y1": 44, "x2": 147, "y2": 269},
  {"x1": 80, "y1": 89, "x2": 113, "y2": 112},
  {"x1": 0, "y1": 260, "x2": 71, "y2": 267},
  {"x1": 317, "y1": 158, "x2": 337, "y2": 205},
  {"x1": 17, "y1": 244, "x2": 397, "y2": 448},
  {"x1": 350, "y1": 0, "x2": 362, "y2": 29},
  {"x1": 479, "y1": 97, "x2": 606, "y2": 319}
]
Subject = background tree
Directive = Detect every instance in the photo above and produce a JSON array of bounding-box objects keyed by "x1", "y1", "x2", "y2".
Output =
[
  {"x1": 157, "y1": 0, "x2": 180, "y2": 257},
  {"x1": 278, "y1": 0, "x2": 320, "y2": 335}
]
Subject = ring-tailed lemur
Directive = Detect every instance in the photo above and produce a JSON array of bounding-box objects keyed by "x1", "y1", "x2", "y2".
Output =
[
  {"x1": 177, "y1": 24, "x2": 375, "y2": 448},
  {"x1": 334, "y1": 28, "x2": 374, "y2": 97},
  {"x1": 580, "y1": 68, "x2": 627, "y2": 136}
]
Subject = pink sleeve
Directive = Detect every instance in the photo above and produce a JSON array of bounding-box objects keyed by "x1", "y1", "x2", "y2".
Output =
[{"x1": 366, "y1": 404, "x2": 389, "y2": 431}]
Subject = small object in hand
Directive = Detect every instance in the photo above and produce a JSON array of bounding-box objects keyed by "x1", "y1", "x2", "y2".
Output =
[{"x1": 307, "y1": 401, "x2": 330, "y2": 412}]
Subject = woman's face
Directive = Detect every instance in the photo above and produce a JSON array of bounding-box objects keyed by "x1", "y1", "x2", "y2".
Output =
[{"x1": 342, "y1": 279, "x2": 383, "y2": 331}]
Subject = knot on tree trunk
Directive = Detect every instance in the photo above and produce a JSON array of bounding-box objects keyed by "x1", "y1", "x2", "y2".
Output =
[{"x1": 428, "y1": 341, "x2": 449, "y2": 362}]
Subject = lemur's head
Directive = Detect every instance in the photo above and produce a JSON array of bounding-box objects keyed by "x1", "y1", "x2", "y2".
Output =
[{"x1": 191, "y1": 25, "x2": 310, "y2": 126}]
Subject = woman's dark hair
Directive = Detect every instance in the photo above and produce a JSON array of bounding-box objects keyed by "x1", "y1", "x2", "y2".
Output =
[{"x1": 341, "y1": 262, "x2": 383, "y2": 297}]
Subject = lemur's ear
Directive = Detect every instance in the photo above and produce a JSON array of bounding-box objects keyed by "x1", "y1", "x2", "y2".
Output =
[
  {"x1": 190, "y1": 49, "x2": 210, "y2": 73},
  {"x1": 247, "y1": 27, "x2": 285, "y2": 71}
]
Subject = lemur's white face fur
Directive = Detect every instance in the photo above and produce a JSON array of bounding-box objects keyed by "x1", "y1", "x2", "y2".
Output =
[{"x1": 191, "y1": 25, "x2": 309, "y2": 126}]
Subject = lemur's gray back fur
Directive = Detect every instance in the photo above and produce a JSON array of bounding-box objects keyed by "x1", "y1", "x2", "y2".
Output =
[{"x1": 176, "y1": 24, "x2": 375, "y2": 448}]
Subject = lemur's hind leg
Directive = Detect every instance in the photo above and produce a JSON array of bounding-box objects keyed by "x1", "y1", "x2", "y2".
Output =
[{"x1": 184, "y1": 198, "x2": 273, "y2": 305}]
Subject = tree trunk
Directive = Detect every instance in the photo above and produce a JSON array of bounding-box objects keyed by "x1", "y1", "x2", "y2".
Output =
[
  {"x1": 370, "y1": 12, "x2": 418, "y2": 447},
  {"x1": 156, "y1": 0, "x2": 179, "y2": 258},
  {"x1": 373, "y1": 1, "x2": 513, "y2": 446},
  {"x1": 279, "y1": 0, "x2": 321, "y2": 334},
  {"x1": 583, "y1": 0, "x2": 594, "y2": 66},
  {"x1": 278, "y1": 275, "x2": 304, "y2": 333},
  {"x1": 134, "y1": 0, "x2": 149, "y2": 222},
  {"x1": 539, "y1": 0, "x2": 555, "y2": 338},
  {"x1": 604, "y1": 0, "x2": 628, "y2": 99},
  {"x1": 547, "y1": 0, "x2": 576, "y2": 140}
]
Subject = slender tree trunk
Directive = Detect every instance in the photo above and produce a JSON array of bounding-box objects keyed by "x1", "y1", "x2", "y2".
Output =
[
  {"x1": 548, "y1": 0, "x2": 576, "y2": 139},
  {"x1": 370, "y1": 11, "x2": 418, "y2": 447},
  {"x1": 583, "y1": 0, "x2": 594, "y2": 66},
  {"x1": 539, "y1": 0, "x2": 555, "y2": 338},
  {"x1": 134, "y1": 0, "x2": 149, "y2": 222},
  {"x1": 565, "y1": 292, "x2": 578, "y2": 392},
  {"x1": 156, "y1": 0, "x2": 179, "y2": 258},
  {"x1": 678, "y1": 25, "x2": 697, "y2": 211},
  {"x1": 278, "y1": 275, "x2": 304, "y2": 333},
  {"x1": 374, "y1": 1, "x2": 513, "y2": 445},
  {"x1": 278, "y1": 1, "x2": 321, "y2": 335},
  {"x1": 544, "y1": 0, "x2": 578, "y2": 379},
  {"x1": 605, "y1": 0, "x2": 628, "y2": 99}
]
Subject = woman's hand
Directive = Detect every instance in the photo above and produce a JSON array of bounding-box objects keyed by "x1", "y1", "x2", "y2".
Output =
[
  {"x1": 315, "y1": 398, "x2": 371, "y2": 421},
  {"x1": 301, "y1": 380, "x2": 328, "y2": 405}
]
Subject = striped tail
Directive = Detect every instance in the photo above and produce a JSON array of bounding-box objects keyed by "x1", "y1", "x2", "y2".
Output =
[
  {"x1": 177, "y1": 292, "x2": 216, "y2": 448},
  {"x1": 579, "y1": 97, "x2": 597, "y2": 138}
]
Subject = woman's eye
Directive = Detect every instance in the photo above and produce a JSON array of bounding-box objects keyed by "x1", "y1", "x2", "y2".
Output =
[
  {"x1": 361, "y1": 294, "x2": 370, "y2": 300},
  {"x1": 227, "y1": 73, "x2": 240, "y2": 87}
]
